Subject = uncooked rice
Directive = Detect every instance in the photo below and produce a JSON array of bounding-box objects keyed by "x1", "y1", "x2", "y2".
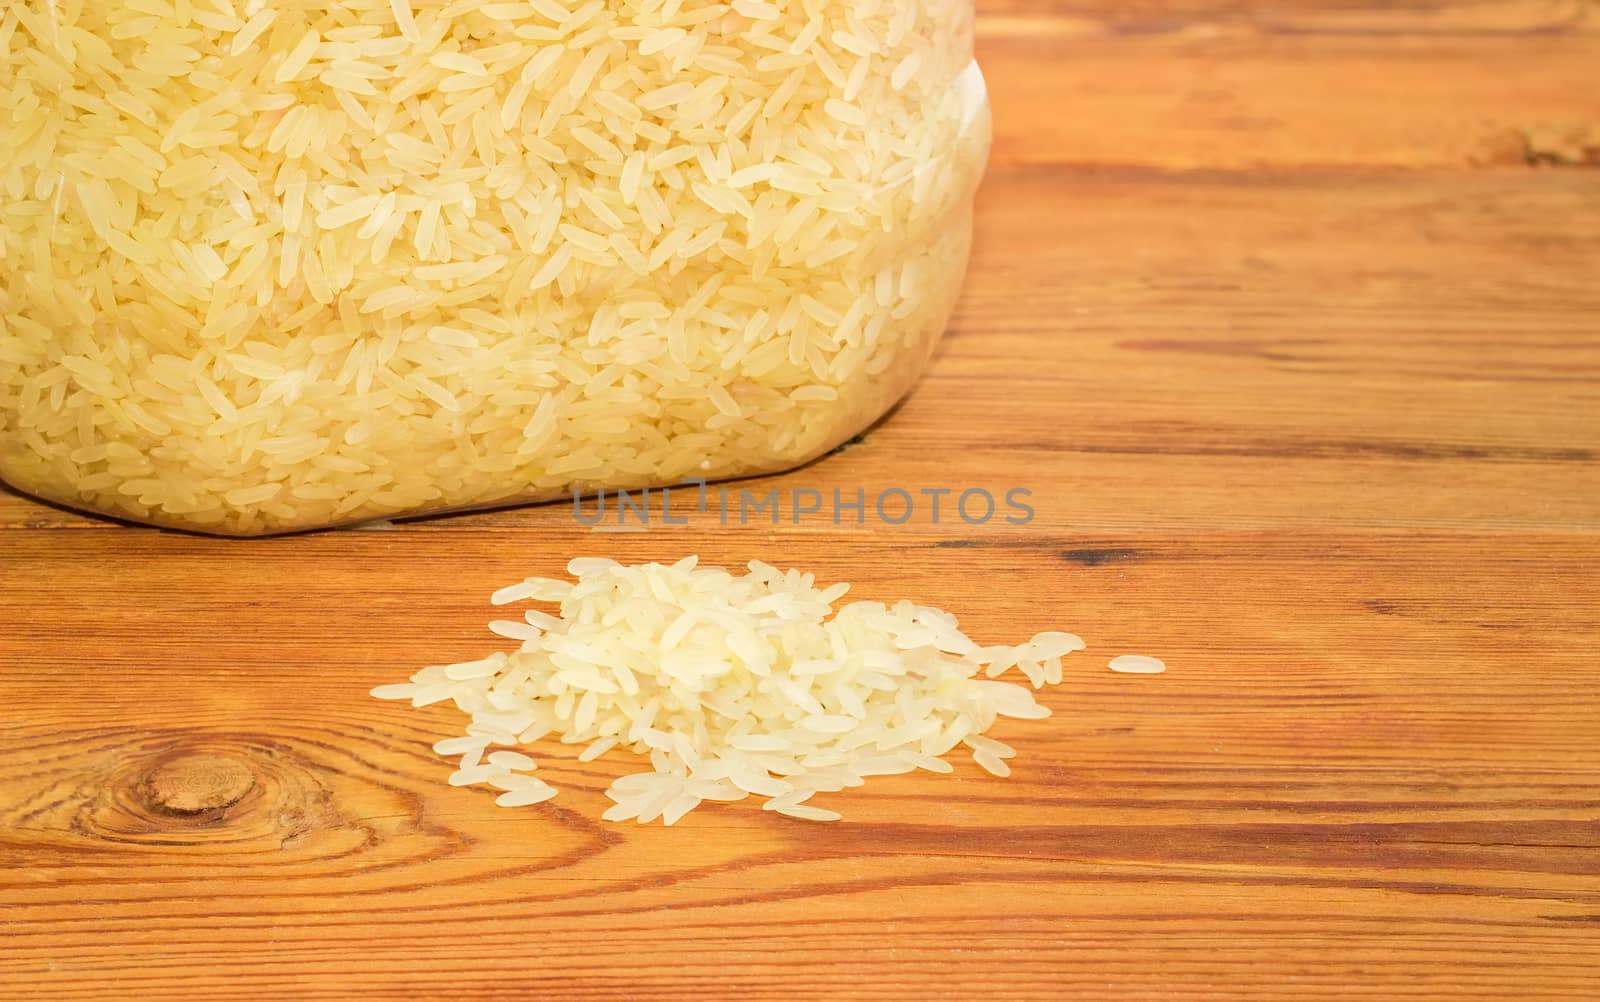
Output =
[
  {"x1": 1, "y1": 1, "x2": 990, "y2": 535},
  {"x1": 1109, "y1": 655, "x2": 1166, "y2": 674},
  {"x1": 371, "y1": 556, "x2": 1083, "y2": 824}
]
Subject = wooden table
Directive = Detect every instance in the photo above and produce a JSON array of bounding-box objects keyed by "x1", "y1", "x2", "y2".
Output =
[{"x1": 4, "y1": 3, "x2": 1597, "y2": 999}]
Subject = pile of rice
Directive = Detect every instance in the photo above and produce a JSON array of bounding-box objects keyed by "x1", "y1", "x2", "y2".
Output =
[
  {"x1": 372, "y1": 556, "x2": 1084, "y2": 823},
  {"x1": 0, "y1": 1, "x2": 990, "y2": 535}
]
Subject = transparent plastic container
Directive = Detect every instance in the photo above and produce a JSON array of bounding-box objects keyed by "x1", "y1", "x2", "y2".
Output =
[{"x1": 0, "y1": 2, "x2": 991, "y2": 534}]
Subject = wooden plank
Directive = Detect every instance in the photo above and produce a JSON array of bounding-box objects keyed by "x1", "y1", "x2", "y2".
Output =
[
  {"x1": 2, "y1": 529, "x2": 1597, "y2": 1000},
  {"x1": 978, "y1": 0, "x2": 1600, "y2": 33},
  {"x1": 8, "y1": 167, "x2": 1595, "y2": 534},
  {"x1": 974, "y1": 2, "x2": 1600, "y2": 167}
]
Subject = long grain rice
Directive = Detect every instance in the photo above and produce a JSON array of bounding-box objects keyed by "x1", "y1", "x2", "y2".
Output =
[
  {"x1": 1109, "y1": 655, "x2": 1167, "y2": 675},
  {"x1": 373, "y1": 557, "x2": 1079, "y2": 824},
  {"x1": 1, "y1": 1, "x2": 990, "y2": 535}
]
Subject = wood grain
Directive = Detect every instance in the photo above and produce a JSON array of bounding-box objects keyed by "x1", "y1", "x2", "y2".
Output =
[
  {"x1": 3, "y1": 1, "x2": 1599, "y2": 999},
  {"x1": 3, "y1": 529, "x2": 1599, "y2": 1000},
  {"x1": 974, "y1": 1, "x2": 1600, "y2": 169}
]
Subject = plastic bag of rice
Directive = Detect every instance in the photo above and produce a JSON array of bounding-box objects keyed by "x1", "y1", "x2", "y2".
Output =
[
  {"x1": 0, "y1": 2, "x2": 991, "y2": 535},
  {"x1": 372, "y1": 557, "x2": 1085, "y2": 824}
]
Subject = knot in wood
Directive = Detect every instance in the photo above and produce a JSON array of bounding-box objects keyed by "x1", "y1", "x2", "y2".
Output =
[{"x1": 144, "y1": 754, "x2": 255, "y2": 815}]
